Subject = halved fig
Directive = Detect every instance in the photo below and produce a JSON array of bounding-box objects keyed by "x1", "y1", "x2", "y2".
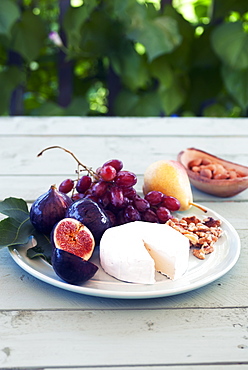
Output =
[
  {"x1": 178, "y1": 148, "x2": 248, "y2": 197},
  {"x1": 51, "y1": 218, "x2": 95, "y2": 260},
  {"x1": 52, "y1": 248, "x2": 98, "y2": 285}
]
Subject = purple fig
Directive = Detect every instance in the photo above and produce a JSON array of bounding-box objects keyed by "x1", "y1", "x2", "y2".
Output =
[
  {"x1": 66, "y1": 198, "x2": 110, "y2": 244},
  {"x1": 30, "y1": 185, "x2": 72, "y2": 234},
  {"x1": 51, "y1": 218, "x2": 95, "y2": 260},
  {"x1": 52, "y1": 248, "x2": 98, "y2": 285}
]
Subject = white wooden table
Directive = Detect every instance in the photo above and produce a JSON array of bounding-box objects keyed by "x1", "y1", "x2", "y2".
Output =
[{"x1": 0, "y1": 117, "x2": 247, "y2": 369}]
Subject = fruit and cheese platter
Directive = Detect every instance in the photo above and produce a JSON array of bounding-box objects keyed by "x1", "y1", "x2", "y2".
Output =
[{"x1": 0, "y1": 146, "x2": 241, "y2": 299}]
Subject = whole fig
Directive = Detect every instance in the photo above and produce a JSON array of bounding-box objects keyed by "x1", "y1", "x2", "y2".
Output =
[
  {"x1": 30, "y1": 185, "x2": 73, "y2": 234},
  {"x1": 66, "y1": 198, "x2": 110, "y2": 244}
]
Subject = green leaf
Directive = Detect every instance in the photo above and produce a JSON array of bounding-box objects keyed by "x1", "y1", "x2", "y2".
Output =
[
  {"x1": 213, "y1": 0, "x2": 248, "y2": 19},
  {"x1": 111, "y1": 43, "x2": 150, "y2": 90},
  {"x1": 203, "y1": 103, "x2": 230, "y2": 117},
  {"x1": 161, "y1": 5, "x2": 194, "y2": 69},
  {"x1": 149, "y1": 55, "x2": 186, "y2": 115},
  {"x1": 159, "y1": 82, "x2": 185, "y2": 115},
  {"x1": 63, "y1": 0, "x2": 98, "y2": 50},
  {"x1": 27, "y1": 232, "x2": 52, "y2": 263},
  {"x1": 0, "y1": 197, "x2": 52, "y2": 262},
  {"x1": 0, "y1": 0, "x2": 20, "y2": 36},
  {"x1": 11, "y1": 10, "x2": 46, "y2": 62},
  {"x1": 31, "y1": 102, "x2": 65, "y2": 116},
  {"x1": 0, "y1": 217, "x2": 34, "y2": 249},
  {"x1": 114, "y1": 89, "x2": 162, "y2": 116},
  {"x1": 113, "y1": 90, "x2": 139, "y2": 116},
  {"x1": 0, "y1": 66, "x2": 25, "y2": 115},
  {"x1": 0, "y1": 197, "x2": 29, "y2": 222},
  {"x1": 150, "y1": 56, "x2": 173, "y2": 88},
  {"x1": 211, "y1": 21, "x2": 248, "y2": 70},
  {"x1": 79, "y1": 10, "x2": 123, "y2": 58},
  {"x1": 64, "y1": 96, "x2": 89, "y2": 116},
  {"x1": 0, "y1": 197, "x2": 33, "y2": 248},
  {"x1": 128, "y1": 16, "x2": 182, "y2": 61},
  {"x1": 221, "y1": 65, "x2": 248, "y2": 111}
]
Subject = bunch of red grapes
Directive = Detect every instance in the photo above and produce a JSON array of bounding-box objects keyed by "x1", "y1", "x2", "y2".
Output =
[{"x1": 58, "y1": 159, "x2": 181, "y2": 227}]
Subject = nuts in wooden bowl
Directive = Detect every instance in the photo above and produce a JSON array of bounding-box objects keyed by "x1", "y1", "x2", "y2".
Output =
[{"x1": 177, "y1": 148, "x2": 248, "y2": 197}]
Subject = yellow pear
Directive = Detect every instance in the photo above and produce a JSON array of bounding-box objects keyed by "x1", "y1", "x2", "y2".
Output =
[{"x1": 143, "y1": 160, "x2": 194, "y2": 211}]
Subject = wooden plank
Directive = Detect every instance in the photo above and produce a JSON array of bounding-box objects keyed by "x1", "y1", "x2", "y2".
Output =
[
  {"x1": 0, "y1": 308, "x2": 247, "y2": 368},
  {"x1": 0, "y1": 227, "x2": 245, "y2": 310},
  {"x1": 43, "y1": 366, "x2": 248, "y2": 370},
  {"x1": 1, "y1": 116, "x2": 248, "y2": 136},
  {"x1": 0, "y1": 136, "x2": 248, "y2": 176}
]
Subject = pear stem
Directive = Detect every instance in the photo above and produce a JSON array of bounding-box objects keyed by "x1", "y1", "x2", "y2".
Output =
[
  {"x1": 37, "y1": 145, "x2": 99, "y2": 180},
  {"x1": 189, "y1": 202, "x2": 208, "y2": 213}
]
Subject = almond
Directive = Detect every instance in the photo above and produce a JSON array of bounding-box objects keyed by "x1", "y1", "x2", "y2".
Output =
[
  {"x1": 204, "y1": 164, "x2": 216, "y2": 172},
  {"x1": 201, "y1": 158, "x2": 211, "y2": 166},
  {"x1": 213, "y1": 173, "x2": 228, "y2": 180},
  {"x1": 228, "y1": 170, "x2": 237, "y2": 179},
  {"x1": 213, "y1": 164, "x2": 226, "y2": 175},
  {"x1": 191, "y1": 166, "x2": 200, "y2": 172},
  {"x1": 200, "y1": 168, "x2": 212, "y2": 179},
  {"x1": 188, "y1": 158, "x2": 202, "y2": 168}
]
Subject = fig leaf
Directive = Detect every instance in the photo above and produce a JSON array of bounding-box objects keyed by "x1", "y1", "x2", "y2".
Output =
[
  {"x1": 0, "y1": 197, "x2": 52, "y2": 262},
  {"x1": 26, "y1": 233, "x2": 52, "y2": 264},
  {"x1": 0, "y1": 197, "x2": 33, "y2": 248}
]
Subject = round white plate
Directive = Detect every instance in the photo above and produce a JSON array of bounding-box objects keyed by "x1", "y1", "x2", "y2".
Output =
[{"x1": 9, "y1": 205, "x2": 240, "y2": 299}]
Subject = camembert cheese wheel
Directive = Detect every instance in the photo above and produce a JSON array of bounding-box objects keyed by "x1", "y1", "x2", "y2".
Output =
[{"x1": 100, "y1": 221, "x2": 190, "y2": 284}]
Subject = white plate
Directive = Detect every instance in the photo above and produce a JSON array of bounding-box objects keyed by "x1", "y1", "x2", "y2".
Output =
[{"x1": 9, "y1": 205, "x2": 240, "y2": 299}]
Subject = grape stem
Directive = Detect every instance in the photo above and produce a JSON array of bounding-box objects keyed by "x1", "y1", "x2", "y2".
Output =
[{"x1": 37, "y1": 145, "x2": 99, "y2": 180}]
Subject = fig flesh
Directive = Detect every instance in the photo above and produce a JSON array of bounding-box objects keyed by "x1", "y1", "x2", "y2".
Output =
[
  {"x1": 51, "y1": 218, "x2": 95, "y2": 260},
  {"x1": 30, "y1": 185, "x2": 72, "y2": 234},
  {"x1": 52, "y1": 248, "x2": 98, "y2": 285},
  {"x1": 66, "y1": 198, "x2": 111, "y2": 244}
]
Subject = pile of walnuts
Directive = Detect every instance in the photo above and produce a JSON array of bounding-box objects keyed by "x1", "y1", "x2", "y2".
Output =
[{"x1": 167, "y1": 215, "x2": 223, "y2": 259}]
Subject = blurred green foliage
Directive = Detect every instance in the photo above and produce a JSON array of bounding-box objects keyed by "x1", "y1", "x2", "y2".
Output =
[{"x1": 0, "y1": 0, "x2": 248, "y2": 117}]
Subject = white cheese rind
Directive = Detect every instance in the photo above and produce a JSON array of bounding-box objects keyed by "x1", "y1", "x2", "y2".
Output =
[
  {"x1": 100, "y1": 221, "x2": 190, "y2": 284},
  {"x1": 100, "y1": 223, "x2": 156, "y2": 284}
]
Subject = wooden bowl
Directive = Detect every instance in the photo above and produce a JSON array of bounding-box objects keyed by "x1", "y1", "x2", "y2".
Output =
[{"x1": 177, "y1": 148, "x2": 248, "y2": 197}]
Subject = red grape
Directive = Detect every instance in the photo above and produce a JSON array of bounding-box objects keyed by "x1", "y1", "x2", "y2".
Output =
[
  {"x1": 144, "y1": 191, "x2": 163, "y2": 206},
  {"x1": 76, "y1": 175, "x2": 92, "y2": 193},
  {"x1": 133, "y1": 196, "x2": 150, "y2": 213},
  {"x1": 104, "y1": 210, "x2": 117, "y2": 227},
  {"x1": 161, "y1": 196, "x2": 180, "y2": 211},
  {"x1": 91, "y1": 181, "x2": 109, "y2": 197},
  {"x1": 59, "y1": 179, "x2": 74, "y2": 193},
  {"x1": 102, "y1": 159, "x2": 123, "y2": 172},
  {"x1": 115, "y1": 171, "x2": 137, "y2": 187},
  {"x1": 99, "y1": 190, "x2": 111, "y2": 208},
  {"x1": 116, "y1": 210, "x2": 126, "y2": 225},
  {"x1": 142, "y1": 209, "x2": 159, "y2": 223},
  {"x1": 83, "y1": 194, "x2": 99, "y2": 202},
  {"x1": 100, "y1": 165, "x2": 117, "y2": 181},
  {"x1": 156, "y1": 206, "x2": 172, "y2": 223},
  {"x1": 122, "y1": 186, "x2": 137, "y2": 199},
  {"x1": 123, "y1": 205, "x2": 141, "y2": 223},
  {"x1": 110, "y1": 186, "x2": 124, "y2": 208},
  {"x1": 71, "y1": 192, "x2": 85, "y2": 201}
]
